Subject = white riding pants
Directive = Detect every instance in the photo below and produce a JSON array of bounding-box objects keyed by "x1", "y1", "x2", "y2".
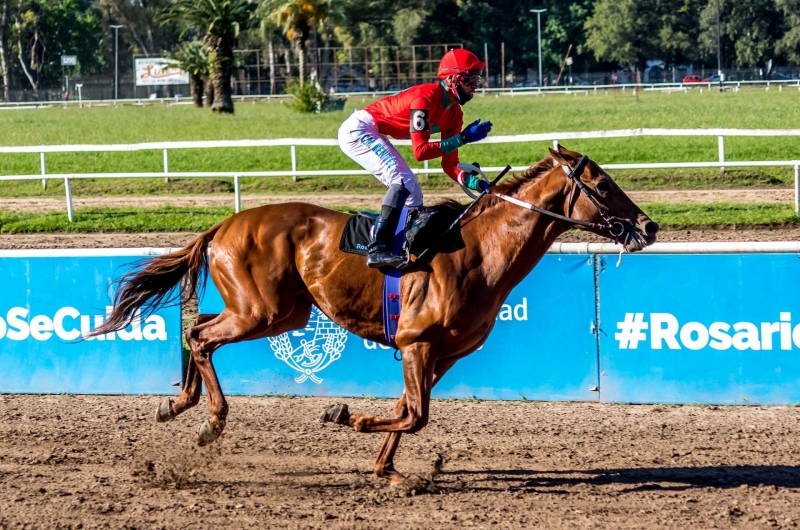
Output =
[{"x1": 338, "y1": 109, "x2": 423, "y2": 207}]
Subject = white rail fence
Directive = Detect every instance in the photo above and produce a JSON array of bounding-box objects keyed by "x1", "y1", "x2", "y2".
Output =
[{"x1": 2, "y1": 128, "x2": 800, "y2": 221}]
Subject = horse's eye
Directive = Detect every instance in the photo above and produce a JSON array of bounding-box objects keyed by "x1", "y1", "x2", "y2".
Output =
[{"x1": 595, "y1": 180, "x2": 610, "y2": 196}]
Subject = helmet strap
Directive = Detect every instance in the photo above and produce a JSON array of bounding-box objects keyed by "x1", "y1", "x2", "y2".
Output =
[{"x1": 445, "y1": 76, "x2": 473, "y2": 106}]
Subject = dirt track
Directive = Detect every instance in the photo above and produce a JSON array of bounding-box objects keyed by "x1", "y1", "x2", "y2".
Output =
[{"x1": 1, "y1": 395, "x2": 799, "y2": 529}]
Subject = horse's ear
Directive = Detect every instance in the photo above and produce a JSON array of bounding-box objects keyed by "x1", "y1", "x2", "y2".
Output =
[
  {"x1": 548, "y1": 147, "x2": 564, "y2": 163},
  {"x1": 556, "y1": 144, "x2": 581, "y2": 161}
]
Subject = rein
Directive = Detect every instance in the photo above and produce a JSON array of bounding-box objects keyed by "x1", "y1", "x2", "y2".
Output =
[{"x1": 492, "y1": 155, "x2": 625, "y2": 237}]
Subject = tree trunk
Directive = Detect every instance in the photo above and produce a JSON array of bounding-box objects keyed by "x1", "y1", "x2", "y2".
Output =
[
  {"x1": 294, "y1": 35, "x2": 305, "y2": 86},
  {"x1": 190, "y1": 75, "x2": 203, "y2": 108},
  {"x1": 0, "y1": 0, "x2": 9, "y2": 102},
  {"x1": 204, "y1": 76, "x2": 215, "y2": 107},
  {"x1": 204, "y1": 33, "x2": 234, "y2": 114},
  {"x1": 268, "y1": 39, "x2": 275, "y2": 95}
]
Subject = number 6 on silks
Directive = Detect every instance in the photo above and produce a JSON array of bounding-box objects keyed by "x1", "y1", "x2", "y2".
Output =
[{"x1": 410, "y1": 109, "x2": 430, "y2": 132}]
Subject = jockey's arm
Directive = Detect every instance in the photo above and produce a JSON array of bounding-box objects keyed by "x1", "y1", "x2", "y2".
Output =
[
  {"x1": 408, "y1": 97, "x2": 465, "y2": 164},
  {"x1": 440, "y1": 121, "x2": 463, "y2": 182}
]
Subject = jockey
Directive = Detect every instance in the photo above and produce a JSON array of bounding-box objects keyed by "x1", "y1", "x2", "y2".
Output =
[{"x1": 337, "y1": 48, "x2": 493, "y2": 268}]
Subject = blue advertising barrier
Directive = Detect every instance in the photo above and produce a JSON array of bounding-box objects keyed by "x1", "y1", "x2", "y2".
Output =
[
  {"x1": 200, "y1": 254, "x2": 600, "y2": 401},
  {"x1": 598, "y1": 253, "x2": 800, "y2": 405},
  {"x1": 0, "y1": 251, "x2": 182, "y2": 394}
]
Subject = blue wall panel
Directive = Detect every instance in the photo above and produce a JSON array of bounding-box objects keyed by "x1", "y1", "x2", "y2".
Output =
[
  {"x1": 0, "y1": 256, "x2": 182, "y2": 394},
  {"x1": 598, "y1": 253, "x2": 800, "y2": 404},
  {"x1": 200, "y1": 254, "x2": 599, "y2": 401}
]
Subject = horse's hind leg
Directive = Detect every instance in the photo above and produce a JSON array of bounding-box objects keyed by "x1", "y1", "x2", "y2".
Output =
[
  {"x1": 156, "y1": 313, "x2": 218, "y2": 423},
  {"x1": 189, "y1": 300, "x2": 313, "y2": 446}
]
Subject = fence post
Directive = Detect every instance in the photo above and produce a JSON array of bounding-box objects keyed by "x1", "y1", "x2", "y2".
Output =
[
  {"x1": 163, "y1": 148, "x2": 169, "y2": 183},
  {"x1": 40, "y1": 152, "x2": 47, "y2": 190},
  {"x1": 795, "y1": 165, "x2": 799, "y2": 216},
  {"x1": 553, "y1": 139, "x2": 559, "y2": 150},
  {"x1": 718, "y1": 136, "x2": 725, "y2": 174},
  {"x1": 234, "y1": 175, "x2": 241, "y2": 213},
  {"x1": 64, "y1": 176, "x2": 74, "y2": 222},
  {"x1": 424, "y1": 160, "x2": 429, "y2": 172},
  {"x1": 291, "y1": 143, "x2": 298, "y2": 183}
]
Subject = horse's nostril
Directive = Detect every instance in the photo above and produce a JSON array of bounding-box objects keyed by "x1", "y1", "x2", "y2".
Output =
[{"x1": 644, "y1": 221, "x2": 659, "y2": 235}]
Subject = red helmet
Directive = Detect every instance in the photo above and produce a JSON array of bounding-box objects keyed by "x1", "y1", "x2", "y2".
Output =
[{"x1": 437, "y1": 48, "x2": 485, "y2": 80}]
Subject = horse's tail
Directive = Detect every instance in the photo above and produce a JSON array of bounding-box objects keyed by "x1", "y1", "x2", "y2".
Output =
[{"x1": 86, "y1": 222, "x2": 223, "y2": 338}]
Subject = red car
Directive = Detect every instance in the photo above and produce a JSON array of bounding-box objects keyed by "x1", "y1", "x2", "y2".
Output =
[{"x1": 682, "y1": 75, "x2": 702, "y2": 83}]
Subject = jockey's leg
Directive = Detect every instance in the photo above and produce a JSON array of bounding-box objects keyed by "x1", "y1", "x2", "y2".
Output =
[
  {"x1": 337, "y1": 110, "x2": 423, "y2": 268},
  {"x1": 367, "y1": 184, "x2": 409, "y2": 268}
]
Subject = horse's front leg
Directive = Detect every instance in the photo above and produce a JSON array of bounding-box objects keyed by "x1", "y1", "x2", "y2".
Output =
[
  {"x1": 323, "y1": 342, "x2": 435, "y2": 433},
  {"x1": 372, "y1": 357, "x2": 458, "y2": 483}
]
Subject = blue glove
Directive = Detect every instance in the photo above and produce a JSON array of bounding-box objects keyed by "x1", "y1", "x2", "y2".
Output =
[{"x1": 460, "y1": 118, "x2": 493, "y2": 144}]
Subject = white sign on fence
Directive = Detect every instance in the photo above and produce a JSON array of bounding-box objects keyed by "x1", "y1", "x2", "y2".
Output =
[
  {"x1": 61, "y1": 55, "x2": 77, "y2": 66},
  {"x1": 135, "y1": 58, "x2": 189, "y2": 86}
]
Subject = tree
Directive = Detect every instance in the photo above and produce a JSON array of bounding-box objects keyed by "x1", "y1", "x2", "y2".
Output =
[
  {"x1": 699, "y1": 0, "x2": 783, "y2": 71},
  {"x1": 0, "y1": 0, "x2": 10, "y2": 101},
  {"x1": 260, "y1": 0, "x2": 328, "y2": 86},
  {"x1": 585, "y1": 0, "x2": 700, "y2": 77},
  {"x1": 167, "y1": 39, "x2": 208, "y2": 107},
  {"x1": 8, "y1": 0, "x2": 104, "y2": 96},
  {"x1": 12, "y1": 0, "x2": 45, "y2": 94},
  {"x1": 776, "y1": 0, "x2": 800, "y2": 65},
  {"x1": 157, "y1": 0, "x2": 256, "y2": 114}
]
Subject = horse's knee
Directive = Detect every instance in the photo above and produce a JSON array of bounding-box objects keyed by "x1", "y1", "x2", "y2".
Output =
[{"x1": 403, "y1": 412, "x2": 428, "y2": 434}]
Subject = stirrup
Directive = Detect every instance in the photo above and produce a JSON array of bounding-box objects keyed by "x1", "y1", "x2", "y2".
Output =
[{"x1": 367, "y1": 249, "x2": 408, "y2": 269}]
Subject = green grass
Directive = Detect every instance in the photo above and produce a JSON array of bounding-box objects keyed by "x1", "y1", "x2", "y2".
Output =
[
  {"x1": 2, "y1": 88, "x2": 800, "y2": 198},
  {"x1": 0, "y1": 202, "x2": 796, "y2": 233}
]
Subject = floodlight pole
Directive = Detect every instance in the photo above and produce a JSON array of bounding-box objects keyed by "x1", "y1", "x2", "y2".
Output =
[
  {"x1": 531, "y1": 9, "x2": 547, "y2": 89},
  {"x1": 110, "y1": 25, "x2": 124, "y2": 100}
]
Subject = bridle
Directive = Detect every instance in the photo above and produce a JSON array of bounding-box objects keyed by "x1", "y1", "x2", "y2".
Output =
[{"x1": 492, "y1": 155, "x2": 626, "y2": 238}]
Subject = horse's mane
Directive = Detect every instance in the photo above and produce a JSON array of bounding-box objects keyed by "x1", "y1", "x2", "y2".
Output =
[{"x1": 428, "y1": 157, "x2": 555, "y2": 218}]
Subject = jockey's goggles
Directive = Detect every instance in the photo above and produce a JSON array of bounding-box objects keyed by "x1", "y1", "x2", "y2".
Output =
[{"x1": 457, "y1": 74, "x2": 482, "y2": 87}]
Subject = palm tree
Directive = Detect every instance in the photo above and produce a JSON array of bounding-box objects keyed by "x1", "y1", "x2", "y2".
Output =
[
  {"x1": 167, "y1": 40, "x2": 209, "y2": 107},
  {"x1": 260, "y1": 0, "x2": 329, "y2": 86},
  {"x1": 157, "y1": 0, "x2": 256, "y2": 113}
]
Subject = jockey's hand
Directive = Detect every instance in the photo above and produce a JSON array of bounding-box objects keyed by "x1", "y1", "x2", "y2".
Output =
[
  {"x1": 460, "y1": 118, "x2": 493, "y2": 144},
  {"x1": 458, "y1": 167, "x2": 490, "y2": 193}
]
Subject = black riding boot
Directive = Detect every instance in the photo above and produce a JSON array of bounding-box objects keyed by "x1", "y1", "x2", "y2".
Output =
[{"x1": 367, "y1": 206, "x2": 406, "y2": 268}]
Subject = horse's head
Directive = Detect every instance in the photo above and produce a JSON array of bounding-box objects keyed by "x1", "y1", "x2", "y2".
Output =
[{"x1": 545, "y1": 144, "x2": 658, "y2": 251}]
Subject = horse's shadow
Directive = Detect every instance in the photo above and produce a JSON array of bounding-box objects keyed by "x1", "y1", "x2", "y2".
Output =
[{"x1": 443, "y1": 465, "x2": 800, "y2": 494}]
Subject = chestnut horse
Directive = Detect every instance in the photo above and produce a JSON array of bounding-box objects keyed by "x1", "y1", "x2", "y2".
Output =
[{"x1": 90, "y1": 145, "x2": 657, "y2": 484}]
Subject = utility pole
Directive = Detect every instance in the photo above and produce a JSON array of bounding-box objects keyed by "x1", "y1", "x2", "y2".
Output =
[
  {"x1": 715, "y1": 0, "x2": 722, "y2": 91},
  {"x1": 530, "y1": 9, "x2": 547, "y2": 89},
  {"x1": 110, "y1": 25, "x2": 124, "y2": 100}
]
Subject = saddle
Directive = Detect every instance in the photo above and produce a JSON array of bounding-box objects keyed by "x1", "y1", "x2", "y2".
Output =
[{"x1": 338, "y1": 206, "x2": 460, "y2": 263}]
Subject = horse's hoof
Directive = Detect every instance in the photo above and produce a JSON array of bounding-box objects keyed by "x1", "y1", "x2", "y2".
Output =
[
  {"x1": 320, "y1": 403, "x2": 350, "y2": 425},
  {"x1": 197, "y1": 420, "x2": 220, "y2": 447},
  {"x1": 155, "y1": 398, "x2": 174, "y2": 423}
]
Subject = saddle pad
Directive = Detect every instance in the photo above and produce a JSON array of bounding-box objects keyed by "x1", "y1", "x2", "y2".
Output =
[{"x1": 338, "y1": 214, "x2": 375, "y2": 255}]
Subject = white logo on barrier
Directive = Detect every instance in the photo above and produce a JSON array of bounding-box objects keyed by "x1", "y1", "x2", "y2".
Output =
[
  {"x1": 615, "y1": 312, "x2": 800, "y2": 351},
  {"x1": 0, "y1": 306, "x2": 167, "y2": 342},
  {"x1": 269, "y1": 307, "x2": 347, "y2": 384}
]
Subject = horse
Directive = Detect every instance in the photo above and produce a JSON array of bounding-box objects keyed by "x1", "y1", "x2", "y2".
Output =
[{"x1": 89, "y1": 145, "x2": 658, "y2": 484}]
